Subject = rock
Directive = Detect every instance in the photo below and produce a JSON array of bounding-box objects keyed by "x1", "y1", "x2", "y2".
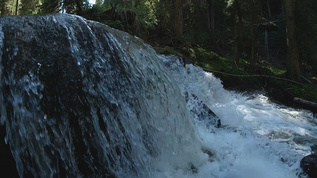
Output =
[
  {"x1": 300, "y1": 154, "x2": 317, "y2": 178},
  {"x1": 185, "y1": 92, "x2": 221, "y2": 129},
  {"x1": 202, "y1": 147, "x2": 215, "y2": 162},
  {"x1": 1, "y1": 14, "x2": 119, "y2": 178},
  {"x1": 0, "y1": 14, "x2": 204, "y2": 178},
  {"x1": 190, "y1": 163, "x2": 198, "y2": 174},
  {"x1": 0, "y1": 125, "x2": 19, "y2": 177}
]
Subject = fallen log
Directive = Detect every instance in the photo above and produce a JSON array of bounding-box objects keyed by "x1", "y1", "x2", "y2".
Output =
[{"x1": 293, "y1": 97, "x2": 317, "y2": 113}]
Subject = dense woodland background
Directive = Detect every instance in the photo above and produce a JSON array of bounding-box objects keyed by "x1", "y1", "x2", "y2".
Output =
[{"x1": 1, "y1": 0, "x2": 317, "y2": 104}]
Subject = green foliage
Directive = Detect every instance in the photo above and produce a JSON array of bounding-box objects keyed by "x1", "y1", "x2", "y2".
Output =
[
  {"x1": 104, "y1": 20, "x2": 125, "y2": 30},
  {"x1": 195, "y1": 47, "x2": 220, "y2": 61},
  {"x1": 1, "y1": 0, "x2": 18, "y2": 15},
  {"x1": 81, "y1": 4, "x2": 106, "y2": 21},
  {"x1": 135, "y1": 0, "x2": 158, "y2": 28},
  {"x1": 293, "y1": 85, "x2": 317, "y2": 102},
  {"x1": 39, "y1": 0, "x2": 86, "y2": 14},
  {"x1": 20, "y1": 0, "x2": 40, "y2": 15},
  {"x1": 266, "y1": 66, "x2": 286, "y2": 76},
  {"x1": 39, "y1": 0, "x2": 61, "y2": 13}
]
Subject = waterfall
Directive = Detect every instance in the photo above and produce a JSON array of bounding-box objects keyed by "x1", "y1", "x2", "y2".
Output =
[
  {"x1": 0, "y1": 14, "x2": 209, "y2": 177},
  {"x1": 1, "y1": 14, "x2": 316, "y2": 178}
]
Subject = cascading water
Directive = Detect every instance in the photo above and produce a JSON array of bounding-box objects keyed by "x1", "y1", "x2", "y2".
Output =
[
  {"x1": 0, "y1": 14, "x2": 316, "y2": 178},
  {"x1": 0, "y1": 14, "x2": 207, "y2": 177},
  {"x1": 162, "y1": 55, "x2": 317, "y2": 178}
]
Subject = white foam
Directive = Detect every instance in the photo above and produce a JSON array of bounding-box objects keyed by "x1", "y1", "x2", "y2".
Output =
[{"x1": 162, "y1": 55, "x2": 316, "y2": 177}]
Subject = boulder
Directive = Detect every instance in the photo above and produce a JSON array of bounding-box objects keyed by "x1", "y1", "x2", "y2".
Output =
[{"x1": 300, "y1": 154, "x2": 317, "y2": 178}]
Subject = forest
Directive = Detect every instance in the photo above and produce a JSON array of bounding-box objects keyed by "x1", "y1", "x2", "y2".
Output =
[{"x1": 1, "y1": 0, "x2": 317, "y2": 106}]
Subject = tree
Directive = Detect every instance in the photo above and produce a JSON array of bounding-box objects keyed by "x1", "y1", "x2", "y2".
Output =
[
  {"x1": 1, "y1": 0, "x2": 18, "y2": 15},
  {"x1": 248, "y1": 0, "x2": 256, "y2": 66},
  {"x1": 283, "y1": 0, "x2": 301, "y2": 81},
  {"x1": 40, "y1": 0, "x2": 61, "y2": 13},
  {"x1": 1, "y1": 0, "x2": 7, "y2": 15},
  {"x1": 20, "y1": 0, "x2": 40, "y2": 15},
  {"x1": 295, "y1": 0, "x2": 317, "y2": 75},
  {"x1": 207, "y1": 0, "x2": 216, "y2": 48},
  {"x1": 40, "y1": 0, "x2": 85, "y2": 14},
  {"x1": 226, "y1": 0, "x2": 244, "y2": 65},
  {"x1": 15, "y1": 0, "x2": 18, "y2": 15},
  {"x1": 174, "y1": 0, "x2": 183, "y2": 42}
]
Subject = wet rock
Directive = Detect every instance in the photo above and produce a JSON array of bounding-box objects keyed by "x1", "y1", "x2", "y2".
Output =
[
  {"x1": 190, "y1": 163, "x2": 198, "y2": 174},
  {"x1": 311, "y1": 145, "x2": 317, "y2": 154},
  {"x1": 185, "y1": 92, "x2": 221, "y2": 129},
  {"x1": 300, "y1": 154, "x2": 317, "y2": 178},
  {"x1": 0, "y1": 14, "x2": 204, "y2": 178},
  {"x1": 202, "y1": 147, "x2": 215, "y2": 162},
  {"x1": 0, "y1": 124, "x2": 19, "y2": 177},
  {"x1": 1, "y1": 14, "x2": 119, "y2": 178}
]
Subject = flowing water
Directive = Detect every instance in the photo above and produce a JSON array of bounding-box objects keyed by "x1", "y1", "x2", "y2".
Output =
[
  {"x1": 0, "y1": 14, "x2": 316, "y2": 178},
  {"x1": 162, "y1": 56, "x2": 317, "y2": 178}
]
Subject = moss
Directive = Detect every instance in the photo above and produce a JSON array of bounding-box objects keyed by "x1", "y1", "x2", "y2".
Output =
[
  {"x1": 195, "y1": 47, "x2": 220, "y2": 61},
  {"x1": 293, "y1": 85, "x2": 317, "y2": 102}
]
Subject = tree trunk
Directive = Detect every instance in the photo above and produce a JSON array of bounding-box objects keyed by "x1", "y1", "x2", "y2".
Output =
[
  {"x1": 15, "y1": 0, "x2": 19, "y2": 15},
  {"x1": 174, "y1": 0, "x2": 183, "y2": 43},
  {"x1": 265, "y1": 30, "x2": 269, "y2": 60},
  {"x1": 283, "y1": 0, "x2": 301, "y2": 82},
  {"x1": 207, "y1": 0, "x2": 215, "y2": 47},
  {"x1": 249, "y1": 0, "x2": 255, "y2": 66},
  {"x1": 234, "y1": 0, "x2": 243, "y2": 65},
  {"x1": 1, "y1": 0, "x2": 6, "y2": 16},
  {"x1": 294, "y1": 97, "x2": 317, "y2": 113}
]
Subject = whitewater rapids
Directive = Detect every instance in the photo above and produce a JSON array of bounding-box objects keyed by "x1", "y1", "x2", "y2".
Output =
[
  {"x1": 162, "y1": 55, "x2": 317, "y2": 178},
  {"x1": 0, "y1": 14, "x2": 316, "y2": 178}
]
